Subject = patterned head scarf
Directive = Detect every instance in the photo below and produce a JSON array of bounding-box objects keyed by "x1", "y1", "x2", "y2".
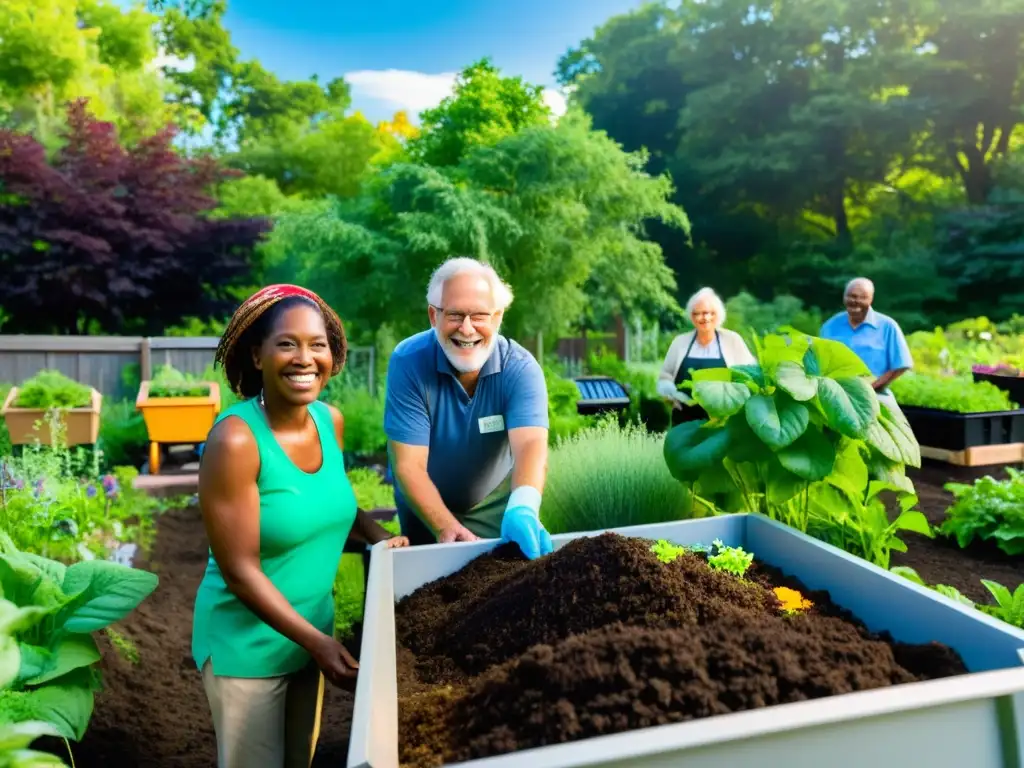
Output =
[{"x1": 215, "y1": 284, "x2": 347, "y2": 397}]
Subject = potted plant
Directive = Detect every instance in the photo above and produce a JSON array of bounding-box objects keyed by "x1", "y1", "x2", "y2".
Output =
[
  {"x1": 136, "y1": 364, "x2": 221, "y2": 474},
  {"x1": 0, "y1": 369, "x2": 101, "y2": 446}
]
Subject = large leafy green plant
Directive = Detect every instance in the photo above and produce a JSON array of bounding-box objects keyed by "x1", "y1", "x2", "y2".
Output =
[
  {"x1": 664, "y1": 333, "x2": 930, "y2": 568},
  {"x1": 939, "y1": 468, "x2": 1024, "y2": 555},
  {"x1": 0, "y1": 532, "x2": 158, "y2": 742}
]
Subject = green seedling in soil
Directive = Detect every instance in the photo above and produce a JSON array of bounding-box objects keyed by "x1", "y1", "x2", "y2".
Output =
[
  {"x1": 706, "y1": 538, "x2": 754, "y2": 577},
  {"x1": 650, "y1": 539, "x2": 687, "y2": 563},
  {"x1": 664, "y1": 332, "x2": 929, "y2": 569}
]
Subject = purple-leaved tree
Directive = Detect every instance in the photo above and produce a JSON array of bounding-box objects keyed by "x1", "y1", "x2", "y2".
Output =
[{"x1": 0, "y1": 100, "x2": 270, "y2": 334}]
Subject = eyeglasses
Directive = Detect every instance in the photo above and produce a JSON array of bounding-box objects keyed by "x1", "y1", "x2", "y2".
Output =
[
  {"x1": 691, "y1": 310, "x2": 716, "y2": 319},
  {"x1": 430, "y1": 305, "x2": 496, "y2": 326}
]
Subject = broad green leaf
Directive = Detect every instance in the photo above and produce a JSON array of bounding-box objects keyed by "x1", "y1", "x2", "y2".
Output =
[
  {"x1": 807, "y1": 338, "x2": 872, "y2": 378},
  {"x1": 890, "y1": 566, "x2": 926, "y2": 586},
  {"x1": 0, "y1": 720, "x2": 62, "y2": 751},
  {"x1": 817, "y1": 377, "x2": 878, "y2": 439},
  {"x1": 745, "y1": 394, "x2": 809, "y2": 450},
  {"x1": 664, "y1": 421, "x2": 732, "y2": 482},
  {"x1": 827, "y1": 440, "x2": 869, "y2": 502},
  {"x1": 18, "y1": 553, "x2": 67, "y2": 587},
  {"x1": 23, "y1": 635, "x2": 101, "y2": 686},
  {"x1": 0, "y1": 635, "x2": 19, "y2": 689},
  {"x1": 866, "y1": 454, "x2": 916, "y2": 495},
  {"x1": 0, "y1": 599, "x2": 47, "y2": 637},
  {"x1": 695, "y1": 463, "x2": 739, "y2": 495},
  {"x1": 726, "y1": 415, "x2": 772, "y2": 463},
  {"x1": 891, "y1": 510, "x2": 932, "y2": 537},
  {"x1": 691, "y1": 367, "x2": 733, "y2": 383},
  {"x1": 15, "y1": 644, "x2": 49, "y2": 686},
  {"x1": 730, "y1": 364, "x2": 766, "y2": 389},
  {"x1": 865, "y1": 420, "x2": 902, "y2": 463},
  {"x1": 878, "y1": 404, "x2": 921, "y2": 467},
  {"x1": 766, "y1": 459, "x2": 808, "y2": 506},
  {"x1": 777, "y1": 428, "x2": 836, "y2": 481},
  {"x1": 774, "y1": 361, "x2": 817, "y2": 401},
  {"x1": 759, "y1": 334, "x2": 807, "y2": 368},
  {"x1": 0, "y1": 669, "x2": 95, "y2": 741},
  {"x1": 982, "y1": 579, "x2": 1014, "y2": 609},
  {"x1": 56, "y1": 561, "x2": 159, "y2": 635},
  {"x1": 692, "y1": 380, "x2": 752, "y2": 419}
]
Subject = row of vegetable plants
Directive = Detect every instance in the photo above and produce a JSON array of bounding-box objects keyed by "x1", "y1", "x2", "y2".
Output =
[{"x1": 0, "y1": 417, "x2": 169, "y2": 765}]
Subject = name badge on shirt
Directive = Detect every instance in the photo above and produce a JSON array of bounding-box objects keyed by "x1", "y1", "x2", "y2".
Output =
[{"x1": 478, "y1": 414, "x2": 505, "y2": 434}]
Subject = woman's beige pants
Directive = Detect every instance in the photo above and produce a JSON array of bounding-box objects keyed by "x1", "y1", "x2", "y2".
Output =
[{"x1": 201, "y1": 660, "x2": 325, "y2": 768}]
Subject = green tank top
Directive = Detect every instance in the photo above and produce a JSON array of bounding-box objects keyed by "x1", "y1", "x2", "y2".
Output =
[{"x1": 191, "y1": 397, "x2": 357, "y2": 678}]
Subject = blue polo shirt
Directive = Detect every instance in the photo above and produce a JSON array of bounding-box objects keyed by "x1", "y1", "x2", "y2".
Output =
[
  {"x1": 383, "y1": 330, "x2": 548, "y2": 525},
  {"x1": 820, "y1": 308, "x2": 913, "y2": 379}
]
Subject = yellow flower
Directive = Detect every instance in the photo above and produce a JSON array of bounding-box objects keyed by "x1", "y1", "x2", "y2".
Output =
[{"x1": 774, "y1": 586, "x2": 813, "y2": 614}]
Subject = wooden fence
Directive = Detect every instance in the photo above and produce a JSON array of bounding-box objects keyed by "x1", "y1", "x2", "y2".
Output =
[{"x1": 0, "y1": 336, "x2": 375, "y2": 400}]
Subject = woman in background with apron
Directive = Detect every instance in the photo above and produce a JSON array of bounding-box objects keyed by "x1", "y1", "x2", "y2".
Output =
[{"x1": 656, "y1": 287, "x2": 756, "y2": 426}]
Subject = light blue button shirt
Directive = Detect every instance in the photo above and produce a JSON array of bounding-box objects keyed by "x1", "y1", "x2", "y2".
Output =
[{"x1": 819, "y1": 308, "x2": 913, "y2": 380}]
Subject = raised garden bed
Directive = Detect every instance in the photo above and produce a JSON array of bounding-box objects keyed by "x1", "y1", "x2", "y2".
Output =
[
  {"x1": 1, "y1": 384, "x2": 101, "y2": 446},
  {"x1": 349, "y1": 515, "x2": 1024, "y2": 768},
  {"x1": 973, "y1": 369, "x2": 1024, "y2": 407},
  {"x1": 901, "y1": 405, "x2": 1024, "y2": 450}
]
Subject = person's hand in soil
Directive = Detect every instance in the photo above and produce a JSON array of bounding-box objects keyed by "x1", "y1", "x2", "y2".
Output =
[
  {"x1": 438, "y1": 524, "x2": 480, "y2": 543},
  {"x1": 501, "y1": 499, "x2": 553, "y2": 560},
  {"x1": 310, "y1": 633, "x2": 359, "y2": 687},
  {"x1": 385, "y1": 536, "x2": 410, "y2": 548}
]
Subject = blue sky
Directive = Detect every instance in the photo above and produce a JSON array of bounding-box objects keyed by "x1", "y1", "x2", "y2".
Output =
[{"x1": 182, "y1": 0, "x2": 645, "y2": 123}]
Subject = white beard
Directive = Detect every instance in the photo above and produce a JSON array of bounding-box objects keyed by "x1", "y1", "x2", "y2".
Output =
[{"x1": 434, "y1": 325, "x2": 499, "y2": 373}]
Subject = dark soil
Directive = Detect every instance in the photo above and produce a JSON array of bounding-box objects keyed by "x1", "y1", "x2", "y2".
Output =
[
  {"x1": 893, "y1": 461, "x2": 1024, "y2": 604},
  {"x1": 396, "y1": 532, "x2": 968, "y2": 767},
  {"x1": 38, "y1": 505, "x2": 357, "y2": 768}
]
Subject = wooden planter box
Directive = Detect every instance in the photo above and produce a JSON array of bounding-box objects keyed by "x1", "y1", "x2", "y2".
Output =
[
  {"x1": 136, "y1": 381, "x2": 220, "y2": 474},
  {"x1": 1, "y1": 387, "x2": 102, "y2": 446},
  {"x1": 901, "y1": 404, "x2": 1024, "y2": 466}
]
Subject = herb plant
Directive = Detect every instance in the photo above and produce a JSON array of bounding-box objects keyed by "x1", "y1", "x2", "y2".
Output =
[
  {"x1": 706, "y1": 538, "x2": 754, "y2": 577},
  {"x1": 650, "y1": 539, "x2": 687, "y2": 563},
  {"x1": 939, "y1": 469, "x2": 1024, "y2": 555},
  {"x1": 147, "y1": 365, "x2": 211, "y2": 398},
  {"x1": 13, "y1": 371, "x2": 92, "y2": 410},
  {"x1": 664, "y1": 333, "x2": 930, "y2": 568},
  {"x1": 543, "y1": 420, "x2": 714, "y2": 534},
  {"x1": 890, "y1": 372, "x2": 1018, "y2": 413}
]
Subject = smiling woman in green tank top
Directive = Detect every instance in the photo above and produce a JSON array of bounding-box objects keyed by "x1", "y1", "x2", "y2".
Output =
[{"x1": 192, "y1": 284, "x2": 408, "y2": 768}]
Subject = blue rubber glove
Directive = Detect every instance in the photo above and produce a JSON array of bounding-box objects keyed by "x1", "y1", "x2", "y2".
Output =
[{"x1": 500, "y1": 486, "x2": 553, "y2": 560}]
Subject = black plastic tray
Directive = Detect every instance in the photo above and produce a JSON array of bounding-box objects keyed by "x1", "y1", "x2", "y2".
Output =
[
  {"x1": 972, "y1": 371, "x2": 1024, "y2": 408},
  {"x1": 901, "y1": 405, "x2": 1024, "y2": 451}
]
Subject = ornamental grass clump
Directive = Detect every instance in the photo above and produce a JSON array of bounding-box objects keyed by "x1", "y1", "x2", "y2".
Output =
[{"x1": 541, "y1": 420, "x2": 712, "y2": 534}]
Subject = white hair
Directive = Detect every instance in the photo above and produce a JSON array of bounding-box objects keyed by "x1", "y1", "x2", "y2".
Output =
[
  {"x1": 426, "y1": 257, "x2": 514, "y2": 311},
  {"x1": 685, "y1": 287, "x2": 727, "y2": 327},
  {"x1": 845, "y1": 277, "x2": 875, "y2": 297}
]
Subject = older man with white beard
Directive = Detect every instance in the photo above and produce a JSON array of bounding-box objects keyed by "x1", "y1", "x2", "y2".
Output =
[{"x1": 383, "y1": 257, "x2": 553, "y2": 559}]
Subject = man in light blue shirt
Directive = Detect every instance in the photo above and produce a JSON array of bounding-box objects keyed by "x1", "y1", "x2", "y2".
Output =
[
  {"x1": 819, "y1": 277, "x2": 913, "y2": 394},
  {"x1": 383, "y1": 257, "x2": 553, "y2": 559}
]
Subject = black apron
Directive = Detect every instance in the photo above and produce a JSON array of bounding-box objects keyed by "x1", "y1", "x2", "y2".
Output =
[{"x1": 671, "y1": 331, "x2": 727, "y2": 426}]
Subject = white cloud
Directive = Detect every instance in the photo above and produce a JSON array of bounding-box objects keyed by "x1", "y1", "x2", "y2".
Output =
[{"x1": 345, "y1": 68, "x2": 567, "y2": 121}]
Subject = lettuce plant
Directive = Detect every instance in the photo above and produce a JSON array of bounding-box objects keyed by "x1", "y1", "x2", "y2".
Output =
[
  {"x1": 0, "y1": 532, "x2": 158, "y2": 742},
  {"x1": 939, "y1": 469, "x2": 1024, "y2": 555},
  {"x1": 664, "y1": 333, "x2": 930, "y2": 568},
  {"x1": 12, "y1": 372, "x2": 92, "y2": 410}
]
